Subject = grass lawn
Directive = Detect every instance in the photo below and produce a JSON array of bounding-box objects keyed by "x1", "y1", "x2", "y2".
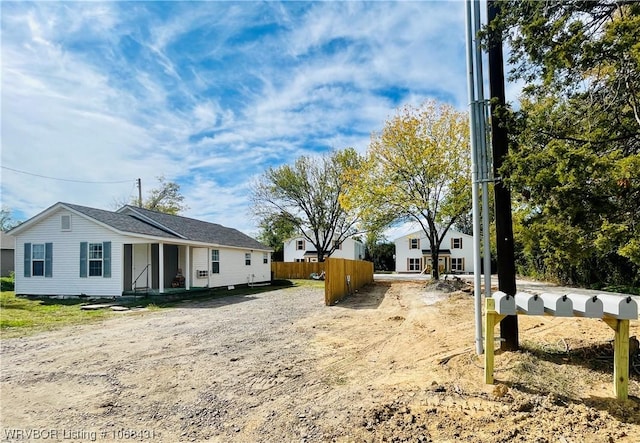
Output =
[
  {"x1": 1, "y1": 291, "x2": 117, "y2": 338},
  {"x1": 0, "y1": 279, "x2": 319, "y2": 339}
]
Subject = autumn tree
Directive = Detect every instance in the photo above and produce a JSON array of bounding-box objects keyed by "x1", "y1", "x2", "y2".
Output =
[
  {"x1": 343, "y1": 100, "x2": 471, "y2": 280},
  {"x1": 251, "y1": 148, "x2": 363, "y2": 262},
  {"x1": 489, "y1": 1, "x2": 640, "y2": 286}
]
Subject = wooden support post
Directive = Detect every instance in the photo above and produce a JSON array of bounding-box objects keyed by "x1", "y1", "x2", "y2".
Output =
[
  {"x1": 604, "y1": 318, "x2": 630, "y2": 401},
  {"x1": 485, "y1": 298, "x2": 506, "y2": 384}
]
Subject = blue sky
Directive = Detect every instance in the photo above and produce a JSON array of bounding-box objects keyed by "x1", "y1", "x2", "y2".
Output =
[{"x1": 1, "y1": 1, "x2": 510, "y2": 238}]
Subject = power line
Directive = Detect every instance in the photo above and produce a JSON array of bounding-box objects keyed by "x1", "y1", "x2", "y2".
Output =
[{"x1": 1, "y1": 165, "x2": 134, "y2": 184}]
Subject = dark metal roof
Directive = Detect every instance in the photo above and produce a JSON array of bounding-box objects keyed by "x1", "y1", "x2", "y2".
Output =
[
  {"x1": 62, "y1": 203, "x2": 269, "y2": 250},
  {"x1": 421, "y1": 249, "x2": 452, "y2": 255}
]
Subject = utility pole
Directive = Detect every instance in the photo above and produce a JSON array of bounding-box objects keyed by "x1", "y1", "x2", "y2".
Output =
[
  {"x1": 137, "y1": 178, "x2": 142, "y2": 207},
  {"x1": 487, "y1": 0, "x2": 518, "y2": 351}
]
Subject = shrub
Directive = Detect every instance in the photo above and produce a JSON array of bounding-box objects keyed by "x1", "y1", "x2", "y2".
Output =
[{"x1": 1, "y1": 272, "x2": 15, "y2": 292}]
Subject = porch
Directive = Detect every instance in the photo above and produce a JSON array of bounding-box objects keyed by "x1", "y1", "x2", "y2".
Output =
[{"x1": 123, "y1": 242, "x2": 199, "y2": 295}]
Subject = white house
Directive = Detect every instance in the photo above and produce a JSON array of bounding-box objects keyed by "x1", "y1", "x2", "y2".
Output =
[
  {"x1": 394, "y1": 229, "x2": 474, "y2": 274},
  {"x1": 8, "y1": 202, "x2": 272, "y2": 297},
  {"x1": 283, "y1": 235, "x2": 366, "y2": 263}
]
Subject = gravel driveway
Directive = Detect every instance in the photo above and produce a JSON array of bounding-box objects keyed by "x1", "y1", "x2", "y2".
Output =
[{"x1": 2, "y1": 280, "x2": 639, "y2": 443}]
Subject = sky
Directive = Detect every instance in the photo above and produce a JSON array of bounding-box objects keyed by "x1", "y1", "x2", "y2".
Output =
[{"x1": 1, "y1": 0, "x2": 515, "y2": 240}]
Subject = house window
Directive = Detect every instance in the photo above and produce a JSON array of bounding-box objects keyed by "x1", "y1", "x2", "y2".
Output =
[
  {"x1": 296, "y1": 240, "x2": 305, "y2": 250},
  {"x1": 197, "y1": 270, "x2": 209, "y2": 278},
  {"x1": 451, "y1": 238, "x2": 463, "y2": 249},
  {"x1": 408, "y1": 258, "x2": 421, "y2": 271},
  {"x1": 32, "y1": 244, "x2": 45, "y2": 276},
  {"x1": 211, "y1": 250, "x2": 220, "y2": 274},
  {"x1": 88, "y1": 243, "x2": 103, "y2": 276},
  {"x1": 80, "y1": 241, "x2": 110, "y2": 278},
  {"x1": 61, "y1": 215, "x2": 71, "y2": 231},
  {"x1": 263, "y1": 252, "x2": 268, "y2": 264},
  {"x1": 409, "y1": 238, "x2": 420, "y2": 249},
  {"x1": 452, "y1": 258, "x2": 464, "y2": 272},
  {"x1": 333, "y1": 240, "x2": 342, "y2": 250},
  {"x1": 245, "y1": 253, "x2": 251, "y2": 266}
]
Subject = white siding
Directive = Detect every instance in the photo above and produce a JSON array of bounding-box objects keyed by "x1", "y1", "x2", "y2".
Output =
[
  {"x1": 14, "y1": 208, "x2": 127, "y2": 297},
  {"x1": 283, "y1": 236, "x2": 365, "y2": 262},
  {"x1": 14, "y1": 205, "x2": 272, "y2": 296},
  {"x1": 283, "y1": 238, "x2": 306, "y2": 262},
  {"x1": 192, "y1": 247, "x2": 271, "y2": 288},
  {"x1": 394, "y1": 229, "x2": 474, "y2": 274}
]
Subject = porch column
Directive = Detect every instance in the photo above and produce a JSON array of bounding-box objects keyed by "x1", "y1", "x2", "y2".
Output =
[
  {"x1": 185, "y1": 245, "x2": 191, "y2": 290},
  {"x1": 159, "y1": 242, "x2": 164, "y2": 294}
]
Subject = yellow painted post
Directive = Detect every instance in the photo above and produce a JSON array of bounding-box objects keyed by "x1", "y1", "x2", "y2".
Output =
[
  {"x1": 485, "y1": 298, "x2": 496, "y2": 384},
  {"x1": 604, "y1": 318, "x2": 630, "y2": 401},
  {"x1": 484, "y1": 298, "x2": 506, "y2": 384}
]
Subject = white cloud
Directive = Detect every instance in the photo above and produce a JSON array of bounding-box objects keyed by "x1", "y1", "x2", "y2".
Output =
[{"x1": 2, "y1": 1, "x2": 478, "y2": 235}]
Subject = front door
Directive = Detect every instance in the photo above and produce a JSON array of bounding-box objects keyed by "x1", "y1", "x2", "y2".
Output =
[{"x1": 133, "y1": 244, "x2": 150, "y2": 289}]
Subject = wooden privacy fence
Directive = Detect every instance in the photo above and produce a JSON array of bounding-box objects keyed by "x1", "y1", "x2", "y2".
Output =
[
  {"x1": 271, "y1": 262, "x2": 324, "y2": 279},
  {"x1": 324, "y1": 258, "x2": 374, "y2": 306}
]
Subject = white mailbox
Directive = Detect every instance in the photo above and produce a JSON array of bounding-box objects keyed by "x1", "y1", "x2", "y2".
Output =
[
  {"x1": 568, "y1": 293, "x2": 603, "y2": 318},
  {"x1": 492, "y1": 291, "x2": 516, "y2": 315},
  {"x1": 540, "y1": 292, "x2": 573, "y2": 317},
  {"x1": 599, "y1": 294, "x2": 638, "y2": 320},
  {"x1": 515, "y1": 292, "x2": 544, "y2": 315}
]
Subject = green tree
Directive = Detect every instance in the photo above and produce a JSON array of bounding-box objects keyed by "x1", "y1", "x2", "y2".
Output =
[
  {"x1": 255, "y1": 213, "x2": 297, "y2": 262},
  {"x1": 343, "y1": 100, "x2": 471, "y2": 280},
  {"x1": 251, "y1": 148, "x2": 363, "y2": 262},
  {"x1": 490, "y1": 1, "x2": 640, "y2": 286},
  {"x1": 141, "y1": 176, "x2": 189, "y2": 215},
  {"x1": 113, "y1": 176, "x2": 188, "y2": 215},
  {"x1": 366, "y1": 240, "x2": 396, "y2": 272}
]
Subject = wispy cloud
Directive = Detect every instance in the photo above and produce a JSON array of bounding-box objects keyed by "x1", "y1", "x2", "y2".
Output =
[{"x1": 1, "y1": 0, "x2": 486, "y2": 235}]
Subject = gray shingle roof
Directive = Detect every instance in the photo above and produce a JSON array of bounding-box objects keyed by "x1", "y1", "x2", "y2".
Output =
[
  {"x1": 64, "y1": 203, "x2": 178, "y2": 239},
  {"x1": 63, "y1": 203, "x2": 269, "y2": 250}
]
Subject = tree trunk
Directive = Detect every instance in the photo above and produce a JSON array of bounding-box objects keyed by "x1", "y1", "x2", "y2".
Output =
[{"x1": 431, "y1": 252, "x2": 440, "y2": 280}]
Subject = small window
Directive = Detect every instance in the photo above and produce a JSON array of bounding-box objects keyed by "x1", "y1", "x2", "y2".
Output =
[
  {"x1": 452, "y1": 258, "x2": 464, "y2": 271},
  {"x1": 245, "y1": 253, "x2": 251, "y2": 266},
  {"x1": 452, "y1": 238, "x2": 463, "y2": 249},
  {"x1": 296, "y1": 239, "x2": 305, "y2": 250},
  {"x1": 32, "y1": 243, "x2": 45, "y2": 276},
  {"x1": 197, "y1": 270, "x2": 208, "y2": 278},
  {"x1": 263, "y1": 252, "x2": 268, "y2": 264},
  {"x1": 333, "y1": 240, "x2": 342, "y2": 250},
  {"x1": 408, "y1": 258, "x2": 421, "y2": 271},
  {"x1": 409, "y1": 238, "x2": 420, "y2": 249},
  {"x1": 211, "y1": 250, "x2": 220, "y2": 274},
  {"x1": 61, "y1": 215, "x2": 71, "y2": 231},
  {"x1": 88, "y1": 243, "x2": 103, "y2": 276}
]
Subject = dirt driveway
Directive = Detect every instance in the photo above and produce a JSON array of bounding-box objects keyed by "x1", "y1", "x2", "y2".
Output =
[{"x1": 2, "y1": 280, "x2": 640, "y2": 442}]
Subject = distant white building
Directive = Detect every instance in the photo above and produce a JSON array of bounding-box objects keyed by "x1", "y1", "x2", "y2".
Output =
[
  {"x1": 394, "y1": 229, "x2": 474, "y2": 274},
  {"x1": 283, "y1": 235, "x2": 365, "y2": 263}
]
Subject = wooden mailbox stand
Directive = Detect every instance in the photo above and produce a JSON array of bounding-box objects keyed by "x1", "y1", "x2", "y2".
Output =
[{"x1": 485, "y1": 291, "x2": 636, "y2": 401}]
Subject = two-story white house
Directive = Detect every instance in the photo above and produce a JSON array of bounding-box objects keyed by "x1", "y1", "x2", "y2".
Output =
[
  {"x1": 394, "y1": 229, "x2": 474, "y2": 274},
  {"x1": 283, "y1": 235, "x2": 365, "y2": 263}
]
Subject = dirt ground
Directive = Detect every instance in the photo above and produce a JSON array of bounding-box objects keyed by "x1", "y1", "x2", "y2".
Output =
[{"x1": 2, "y1": 279, "x2": 640, "y2": 443}]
